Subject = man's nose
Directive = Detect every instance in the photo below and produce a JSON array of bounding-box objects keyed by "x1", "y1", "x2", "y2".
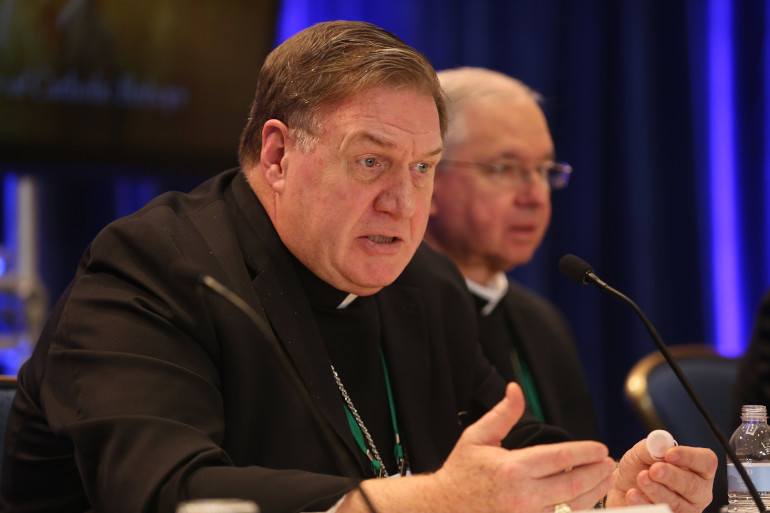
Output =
[{"x1": 373, "y1": 166, "x2": 417, "y2": 218}]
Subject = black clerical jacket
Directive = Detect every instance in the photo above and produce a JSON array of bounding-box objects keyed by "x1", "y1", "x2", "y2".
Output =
[
  {"x1": 476, "y1": 281, "x2": 601, "y2": 442},
  {"x1": 0, "y1": 169, "x2": 569, "y2": 513}
]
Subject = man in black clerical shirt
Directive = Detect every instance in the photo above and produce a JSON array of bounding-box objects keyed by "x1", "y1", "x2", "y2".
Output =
[
  {"x1": 0, "y1": 21, "x2": 717, "y2": 513},
  {"x1": 425, "y1": 67, "x2": 599, "y2": 442}
]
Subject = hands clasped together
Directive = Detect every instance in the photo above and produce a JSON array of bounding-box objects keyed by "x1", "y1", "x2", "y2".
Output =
[{"x1": 347, "y1": 383, "x2": 717, "y2": 513}]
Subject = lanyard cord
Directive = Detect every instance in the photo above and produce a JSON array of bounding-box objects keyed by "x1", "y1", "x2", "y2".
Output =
[
  {"x1": 330, "y1": 349, "x2": 407, "y2": 477},
  {"x1": 380, "y1": 351, "x2": 406, "y2": 474}
]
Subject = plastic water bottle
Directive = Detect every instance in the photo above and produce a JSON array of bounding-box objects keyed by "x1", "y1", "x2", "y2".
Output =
[{"x1": 727, "y1": 404, "x2": 770, "y2": 512}]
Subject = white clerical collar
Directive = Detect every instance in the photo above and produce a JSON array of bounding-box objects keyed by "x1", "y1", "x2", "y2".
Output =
[
  {"x1": 465, "y1": 272, "x2": 509, "y2": 316},
  {"x1": 337, "y1": 293, "x2": 358, "y2": 309}
]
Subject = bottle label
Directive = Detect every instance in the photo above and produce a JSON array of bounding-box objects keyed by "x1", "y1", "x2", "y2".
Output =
[{"x1": 727, "y1": 463, "x2": 770, "y2": 491}]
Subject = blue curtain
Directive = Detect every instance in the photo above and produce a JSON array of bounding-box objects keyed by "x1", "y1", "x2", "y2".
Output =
[
  {"x1": 275, "y1": 0, "x2": 769, "y2": 455},
  {"x1": 0, "y1": 0, "x2": 765, "y2": 458}
]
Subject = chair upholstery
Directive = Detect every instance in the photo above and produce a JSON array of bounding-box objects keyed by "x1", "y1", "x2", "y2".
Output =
[
  {"x1": 624, "y1": 344, "x2": 739, "y2": 446},
  {"x1": 0, "y1": 375, "x2": 18, "y2": 470},
  {"x1": 624, "y1": 344, "x2": 739, "y2": 513}
]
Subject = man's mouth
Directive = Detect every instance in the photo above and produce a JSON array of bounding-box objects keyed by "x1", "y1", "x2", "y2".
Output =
[
  {"x1": 367, "y1": 235, "x2": 397, "y2": 243},
  {"x1": 509, "y1": 223, "x2": 537, "y2": 234}
]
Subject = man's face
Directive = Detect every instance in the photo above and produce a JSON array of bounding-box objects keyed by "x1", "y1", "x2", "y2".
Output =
[
  {"x1": 272, "y1": 86, "x2": 443, "y2": 295},
  {"x1": 428, "y1": 94, "x2": 553, "y2": 283}
]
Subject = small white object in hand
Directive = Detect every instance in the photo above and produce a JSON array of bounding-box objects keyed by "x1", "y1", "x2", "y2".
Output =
[{"x1": 646, "y1": 429, "x2": 678, "y2": 459}]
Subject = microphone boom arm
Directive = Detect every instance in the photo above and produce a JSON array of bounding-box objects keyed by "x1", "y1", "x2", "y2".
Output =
[{"x1": 600, "y1": 278, "x2": 765, "y2": 513}]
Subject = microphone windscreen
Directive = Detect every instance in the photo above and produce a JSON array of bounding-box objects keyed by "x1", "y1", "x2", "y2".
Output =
[{"x1": 558, "y1": 254, "x2": 594, "y2": 284}]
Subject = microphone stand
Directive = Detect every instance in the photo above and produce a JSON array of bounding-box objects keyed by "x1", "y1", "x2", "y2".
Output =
[{"x1": 591, "y1": 277, "x2": 765, "y2": 513}]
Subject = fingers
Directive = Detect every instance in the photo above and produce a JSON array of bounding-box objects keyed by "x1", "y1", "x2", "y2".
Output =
[
  {"x1": 625, "y1": 485, "x2": 655, "y2": 506},
  {"x1": 646, "y1": 448, "x2": 717, "y2": 508},
  {"x1": 631, "y1": 437, "x2": 660, "y2": 466},
  {"x1": 615, "y1": 439, "x2": 660, "y2": 491},
  {"x1": 663, "y1": 445, "x2": 718, "y2": 479},
  {"x1": 460, "y1": 381, "x2": 611, "y2": 477},
  {"x1": 634, "y1": 438, "x2": 717, "y2": 478},
  {"x1": 633, "y1": 469, "x2": 683, "y2": 506},
  {"x1": 522, "y1": 441, "x2": 612, "y2": 479},
  {"x1": 566, "y1": 472, "x2": 616, "y2": 512},
  {"x1": 442, "y1": 382, "x2": 615, "y2": 513},
  {"x1": 617, "y1": 445, "x2": 717, "y2": 513},
  {"x1": 459, "y1": 382, "x2": 526, "y2": 447},
  {"x1": 544, "y1": 458, "x2": 617, "y2": 508},
  {"x1": 641, "y1": 445, "x2": 717, "y2": 500}
]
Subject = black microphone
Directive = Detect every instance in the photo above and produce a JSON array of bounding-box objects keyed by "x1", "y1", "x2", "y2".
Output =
[
  {"x1": 195, "y1": 274, "x2": 379, "y2": 513},
  {"x1": 558, "y1": 254, "x2": 766, "y2": 513}
]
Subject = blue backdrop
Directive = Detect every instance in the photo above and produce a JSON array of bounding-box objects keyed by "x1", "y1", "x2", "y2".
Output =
[
  {"x1": 0, "y1": 0, "x2": 767, "y2": 458},
  {"x1": 274, "y1": 0, "x2": 770, "y2": 456}
]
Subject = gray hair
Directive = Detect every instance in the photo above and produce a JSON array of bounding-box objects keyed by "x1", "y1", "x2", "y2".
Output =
[{"x1": 437, "y1": 67, "x2": 542, "y2": 152}]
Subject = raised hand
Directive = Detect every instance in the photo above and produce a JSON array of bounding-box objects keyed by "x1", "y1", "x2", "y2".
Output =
[
  {"x1": 608, "y1": 438, "x2": 718, "y2": 513},
  {"x1": 344, "y1": 383, "x2": 615, "y2": 513}
]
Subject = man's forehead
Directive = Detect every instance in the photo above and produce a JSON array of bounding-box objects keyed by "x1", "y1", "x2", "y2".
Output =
[
  {"x1": 466, "y1": 95, "x2": 549, "y2": 137},
  {"x1": 345, "y1": 131, "x2": 398, "y2": 149},
  {"x1": 471, "y1": 92, "x2": 540, "y2": 118},
  {"x1": 342, "y1": 130, "x2": 443, "y2": 155},
  {"x1": 321, "y1": 86, "x2": 437, "y2": 122},
  {"x1": 456, "y1": 103, "x2": 553, "y2": 161},
  {"x1": 319, "y1": 89, "x2": 442, "y2": 152}
]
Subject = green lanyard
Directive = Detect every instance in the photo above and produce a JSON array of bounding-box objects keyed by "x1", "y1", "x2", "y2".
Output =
[
  {"x1": 511, "y1": 347, "x2": 546, "y2": 423},
  {"x1": 337, "y1": 350, "x2": 406, "y2": 477}
]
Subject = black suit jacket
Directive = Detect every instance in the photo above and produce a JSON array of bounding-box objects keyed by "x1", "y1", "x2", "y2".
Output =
[
  {"x1": 0, "y1": 169, "x2": 569, "y2": 513},
  {"x1": 476, "y1": 280, "x2": 601, "y2": 442},
  {"x1": 734, "y1": 289, "x2": 770, "y2": 420}
]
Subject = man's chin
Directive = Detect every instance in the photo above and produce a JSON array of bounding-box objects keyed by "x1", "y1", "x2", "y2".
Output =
[
  {"x1": 499, "y1": 247, "x2": 538, "y2": 269},
  {"x1": 346, "y1": 265, "x2": 409, "y2": 296}
]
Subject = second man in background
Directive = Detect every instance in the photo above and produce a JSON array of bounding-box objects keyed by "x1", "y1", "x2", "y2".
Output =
[{"x1": 425, "y1": 67, "x2": 600, "y2": 442}]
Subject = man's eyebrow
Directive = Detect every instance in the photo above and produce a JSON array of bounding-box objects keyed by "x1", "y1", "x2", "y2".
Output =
[
  {"x1": 347, "y1": 132, "x2": 397, "y2": 149},
  {"x1": 345, "y1": 133, "x2": 443, "y2": 158},
  {"x1": 422, "y1": 146, "x2": 444, "y2": 159},
  {"x1": 499, "y1": 150, "x2": 557, "y2": 161}
]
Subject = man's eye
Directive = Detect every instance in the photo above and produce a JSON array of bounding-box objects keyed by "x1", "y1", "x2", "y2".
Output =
[
  {"x1": 413, "y1": 162, "x2": 429, "y2": 174},
  {"x1": 350, "y1": 157, "x2": 388, "y2": 183},
  {"x1": 492, "y1": 162, "x2": 518, "y2": 175}
]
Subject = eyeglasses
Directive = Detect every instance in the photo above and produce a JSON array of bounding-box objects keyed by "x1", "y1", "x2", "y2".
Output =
[{"x1": 439, "y1": 159, "x2": 572, "y2": 190}]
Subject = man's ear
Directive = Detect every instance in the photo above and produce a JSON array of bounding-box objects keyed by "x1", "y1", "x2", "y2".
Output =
[{"x1": 261, "y1": 119, "x2": 290, "y2": 193}]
